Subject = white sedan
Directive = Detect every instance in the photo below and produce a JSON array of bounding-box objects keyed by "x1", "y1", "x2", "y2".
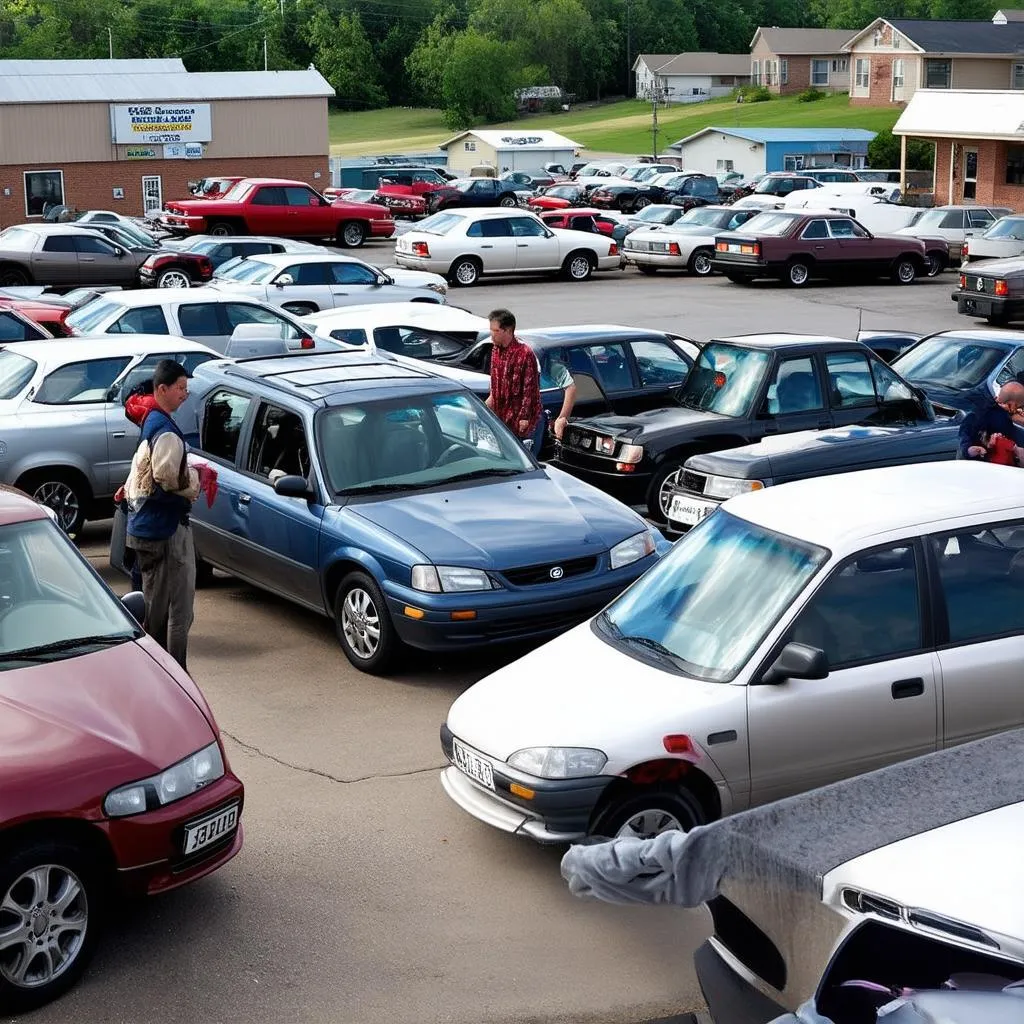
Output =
[
  {"x1": 204, "y1": 252, "x2": 447, "y2": 314},
  {"x1": 394, "y1": 208, "x2": 621, "y2": 286}
]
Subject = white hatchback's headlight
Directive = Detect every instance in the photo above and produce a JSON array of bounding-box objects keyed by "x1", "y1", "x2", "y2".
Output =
[
  {"x1": 411, "y1": 564, "x2": 497, "y2": 593},
  {"x1": 507, "y1": 747, "x2": 607, "y2": 779},
  {"x1": 425, "y1": 281, "x2": 448, "y2": 294},
  {"x1": 104, "y1": 741, "x2": 224, "y2": 817},
  {"x1": 703, "y1": 475, "x2": 765, "y2": 500},
  {"x1": 609, "y1": 530, "x2": 656, "y2": 569}
]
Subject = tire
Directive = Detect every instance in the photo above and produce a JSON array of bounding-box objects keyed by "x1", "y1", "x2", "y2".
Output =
[
  {"x1": 206, "y1": 221, "x2": 239, "y2": 237},
  {"x1": 0, "y1": 265, "x2": 30, "y2": 287},
  {"x1": 593, "y1": 785, "x2": 705, "y2": 840},
  {"x1": 195, "y1": 554, "x2": 215, "y2": 588},
  {"x1": 18, "y1": 470, "x2": 88, "y2": 537},
  {"x1": 725, "y1": 273, "x2": 751, "y2": 285},
  {"x1": 498, "y1": 194, "x2": 518, "y2": 208},
  {"x1": 633, "y1": 195, "x2": 651, "y2": 211},
  {"x1": 785, "y1": 258, "x2": 811, "y2": 287},
  {"x1": 636, "y1": 264, "x2": 658, "y2": 276},
  {"x1": 891, "y1": 256, "x2": 918, "y2": 285},
  {"x1": 0, "y1": 840, "x2": 104, "y2": 1013},
  {"x1": 333, "y1": 570, "x2": 401, "y2": 674},
  {"x1": 282, "y1": 302, "x2": 318, "y2": 316},
  {"x1": 155, "y1": 267, "x2": 192, "y2": 288},
  {"x1": 986, "y1": 315, "x2": 1011, "y2": 327},
  {"x1": 646, "y1": 461, "x2": 683, "y2": 521},
  {"x1": 448, "y1": 257, "x2": 481, "y2": 287},
  {"x1": 562, "y1": 251, "x2": 594, "y2": 282},
  {"x1": 338, "y1": 221, "x2": 366, "y2": 248},
  {"x1": 688, "y1": 247, "x2": 714, "y2": 277},
  {"x1": 924, "y1": 251, "x2": 946, "y2": 277}
]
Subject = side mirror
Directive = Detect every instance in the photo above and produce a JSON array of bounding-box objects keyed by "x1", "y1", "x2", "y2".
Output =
[
  {"x1": 273, "y1": 474, "x2": 313, "y2": 500},
  {"x1": 275, "y1": 273, "x2": 294, "y2": 287},
  {"x1": 114, "y1": 248, "x2": 126, "y2": 258},
  {"x1": 758, "y1": 641, "x2": 829, "y2": 686},
  {"x1": 376, "y1": 274, "x2": 391, "y2": 286},
  {"x1": 121, "y1": 590, "x2": 146, "y2": 626}
]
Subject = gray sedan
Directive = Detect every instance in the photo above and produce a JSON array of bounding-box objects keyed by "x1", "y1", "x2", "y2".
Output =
[{"x1": 0, "y1": 224, "x2": 146, "y2": 287}]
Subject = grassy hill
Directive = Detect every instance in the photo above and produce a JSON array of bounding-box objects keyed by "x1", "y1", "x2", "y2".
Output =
[{"x1": 329, "y1": 93, "x2": 900, "y2": 158}]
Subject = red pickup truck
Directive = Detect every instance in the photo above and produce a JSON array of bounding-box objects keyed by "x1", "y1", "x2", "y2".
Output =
[{"x1": 160, "y1": 178, "x2": 395, "y2": 248}]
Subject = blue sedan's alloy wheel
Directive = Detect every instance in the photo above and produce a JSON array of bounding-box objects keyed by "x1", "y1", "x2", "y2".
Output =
[{"x1": 334, "y1": 571, "x2": 400, "y2": 675}]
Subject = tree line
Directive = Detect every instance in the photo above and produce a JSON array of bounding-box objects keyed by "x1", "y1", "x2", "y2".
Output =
[{"x1": 0, "y1": 0, "x2": 1001, "y2": 127}]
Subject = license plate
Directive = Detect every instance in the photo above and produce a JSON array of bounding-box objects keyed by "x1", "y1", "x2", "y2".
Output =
[
  {"x1": 452, "y1": 739, "x2": 495, "y2": 791},
  {"x1": 183, "y1": 803, "x2": 239, "y2": 855},
  {"x1": 669, "y1": 494, "x2": 718, "y2": 526}
]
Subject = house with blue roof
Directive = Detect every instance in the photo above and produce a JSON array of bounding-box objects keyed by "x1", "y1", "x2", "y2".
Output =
[{"x1": 669, "y1": 126, "x2": 877, "y2": 179}]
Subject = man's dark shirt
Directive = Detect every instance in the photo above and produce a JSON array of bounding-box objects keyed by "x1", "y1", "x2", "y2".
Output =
[{"x1": 958, "y1": 401, "x2": 1016, "y2": 459}]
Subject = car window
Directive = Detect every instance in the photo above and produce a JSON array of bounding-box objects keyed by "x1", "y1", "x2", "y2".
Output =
[
  {"x1": 997, "y1": 347, "x2": 1024, "y2": 386},
  {"x1": 568, "y1": 216, "x2": 596, "y2": 232},
  {"x1": 801, "y1": 220, "x2": 829, "y2": 240},
  {"x1": 41, "y1": 235, "x2": 76, "y2": 253},
  {"x1": 247, "y1": 403, "x2": 310, "y2": 480},
  {"x1": 828, "y1": 219, "x2": 865, "y2": 238},
  {"x1": 727, "y1": 210, "x2": 758, "y2": 230},
  {"x1": 280, "y1": 262, "x2": 327, "y2": 286},
  {"x1": 789, "y1": 543, "x2": 922, "y2": 667},
  {"x1": 467, "y1": 219, "x2": 511, "y2": 239},
  {"x1": 374, "y1": 326, "x2": 467, "y2": 360},
  {"x1": 765, "y1": 356, "x2": 823, "y2": 414},
  {"x1": 631, "y1": 340, "x2": 691, "y2": 387},
  {"x1": 0, "y1": 350, "x2": 37, "y2": 398},
  {"x1": 508, "y1": 218, "x2": 548, "y2": 238},
  {"x1": 34, "y1": 356, "x2": 131, "y2": 405},
  {"x1": 967, "y1": 209, "x2": 993, "y2": 228},
  {"x1": 940, "y1": 210, "x2": 965, "y2": 229},
  {"x1": 110, "y1": 306, "x2": 169, "y2": 335},
  {"x1": 329, "y1": 328, "x2": 368, "y2": 346},
  {"x1": 538, "y1": 348, "x2": 573, "y2": 391},
  {"x1": 825, "y1": 351, "x2": 875, "y2": 408},
  {"x1": 871, "y1": 358, "x2": 915, "y2": 403},
  {"x1": 224, "y1": 303, "x2": 302, "y2": 339},
  {"x1": 250, "y1": 187, "x2": 286, "y2": 206},
  {"x1": 329, "y1": 263, "x2": 377, "y2": 285},
  {"x1": 201, "y1": 390, "x2": 253, "y2": 463},
  {"x1": 236, "y1": 242, "x2": 275, "y2": 258},
  {"x1": 927, "y1": 526, "x2": 1024, "y2": 643},
  {"x1": 284, "y1": 187, "x2": 318, "y2": 207},
  {"x1": 176, "y1": 303, "x2": 224, "y2": 337},
  {"x1": 74, "y1": 236, "x2": 119, "y2": 255},
  {"x1": 581, "y1": 343, "x2": 633, "y2": 392},
  {"x1": 115, "y1": 351, "x2": 214, "y2": 397},
  {"x1": 0, "y1": 311, "x2": 44, "y2": 342}
]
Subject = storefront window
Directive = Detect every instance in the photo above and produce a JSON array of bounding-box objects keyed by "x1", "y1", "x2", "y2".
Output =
[
  {"x1": 24, "y1": 170, "x2": 64, "y2": 217},
  {"x1": 1006, "y1": 145, "x2": 1024, "y2": 185}
]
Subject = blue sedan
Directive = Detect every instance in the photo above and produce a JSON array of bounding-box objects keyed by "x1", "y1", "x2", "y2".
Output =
[{"x1": 182, "y1": 354, "x2": 667, "y2": 673}]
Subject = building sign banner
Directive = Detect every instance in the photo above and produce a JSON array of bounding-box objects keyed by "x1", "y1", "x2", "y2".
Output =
[
  {"x1": 110, "y1": 104, "x2": 212, "y2": 144},
  {"x1": 163, "y1": 143, "x2": 205, "y2": 160},
  {"x1": 126, "y1": 147, "x2": 157, "y2": 160}
]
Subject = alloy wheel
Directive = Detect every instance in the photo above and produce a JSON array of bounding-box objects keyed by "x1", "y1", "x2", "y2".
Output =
[
  {"x1": 897, "y1": 260, "x2": 916, "y2": 283},
  {"x1": 658, "y1": 467, "x2": 682, "y2": 518},
  {"x1": 614, "y1": 808, "x2": 685, "y2": 840},
  {"x1": 568, "y1": 255, "x2": 591, "y2": 280},
  {"x1": 454, "y1": 261, "x2": 478, "y2": 286},
  {"x1": 157, "y1": 269, "x2": 191, "y2": 288},
  {"x1": 31, "y1": 481, "x2": 79, "y2": 535},
  {"x1": 343, "y1": 223, "x2": 365, "y2": 247},
  {"x1": 788, "y1": 261, "x2": 810, "y2": 286},
  {"x1": 341, "y1": 587, "x2": 381, "y2": 660},
  {"x1": 691, "y1": 252, "x2": 713, "y2": 276}
]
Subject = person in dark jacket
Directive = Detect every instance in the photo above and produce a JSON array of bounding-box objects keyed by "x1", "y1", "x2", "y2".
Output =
[{"x1": 958, "y1": 381, "x2": 1024, "y2": 460}]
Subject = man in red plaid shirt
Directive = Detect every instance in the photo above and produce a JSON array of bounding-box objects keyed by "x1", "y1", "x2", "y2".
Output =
[{"x1": 485, "y1": 308, "x2": 545, "y2": 451}]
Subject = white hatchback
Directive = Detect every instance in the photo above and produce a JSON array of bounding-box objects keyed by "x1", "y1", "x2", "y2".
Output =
[{"x1": 441, "y1": 462, "x2": 1024, "y2": 843}]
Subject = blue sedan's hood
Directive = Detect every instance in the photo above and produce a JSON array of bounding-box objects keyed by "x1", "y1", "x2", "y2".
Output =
[{"x1": 348, "y1": 470, "x2": 647, "y2": 570}]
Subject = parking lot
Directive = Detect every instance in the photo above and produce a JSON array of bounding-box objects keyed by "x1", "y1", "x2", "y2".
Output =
[{"x1": 14, "y1": 268, "x2": 969, "y2": 1024}]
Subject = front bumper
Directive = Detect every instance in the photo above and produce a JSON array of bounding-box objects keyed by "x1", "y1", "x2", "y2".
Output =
[
  {"x1": 954, "y1": 289, "x2": 1022, "y2": 320},
  {"x1": 550, "y1": 450, "x2": 652, "y2": 505},
  {"x1": 440, "y1": 725, "x2": 613, "y2": 842},
  {"x1": 158, "y1": 215, "x2": 204, "y2": 235},
  {"x1": 695, "y1": 940, "x2": 788, "y2": 1024}
]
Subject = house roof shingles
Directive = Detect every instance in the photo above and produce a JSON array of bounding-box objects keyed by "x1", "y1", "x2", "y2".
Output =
[
  {"x1": 888, "y1": 17, "x2": 1024, "y2": 54},
  {"x1": 753, "y1": 27, "x2": 858, "y2": 54},
  {"x1": 639, "y1": 52, "x2": 752, "y2": 76}
]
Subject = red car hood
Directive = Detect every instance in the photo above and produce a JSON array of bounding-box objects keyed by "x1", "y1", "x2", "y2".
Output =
[
  {"x1": 0, "y1": 639, "x2": 216, "y2": 812},
  {"x1": 530, "y1": 196, "x2": 571, "y2": 210}
]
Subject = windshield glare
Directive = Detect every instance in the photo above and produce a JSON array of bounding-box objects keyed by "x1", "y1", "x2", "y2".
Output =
[
  {"x1": 416, "y1": 212, "x2": 465, "y2": 236},
  {"x1": 217, "y1": 259, "x2": 274, "y2": 283},
  {"x1": 893, "y1": 337, "x2": 1006, "y2": 389},
  {"x1": 221, "y1": 182, "x2": 252, "y2": 202},
  {"x1": 677, "y1": 343, "x2": 771, "y2": 417},
  {"x1": 0, "y1": 351, "x2": 37, "y2": 399},
  {"x1": 679, "y1": 207, "x2": 726, "y2": 227},
  {"x1": 740, "y1": 212, "x2": 799, "y2": 236},
  {"x1": 65, "y1": 299, "x2": 122, "y2": 333},
  {"x1": 984, "y1": 218, "x2": 1024, "y2": 239},
  {"x1": 601, "y1": 510, "x2": 827, "y2": 682},
  {"x1": 318, "y1": 392, "x2": 533, "y2": 494}
]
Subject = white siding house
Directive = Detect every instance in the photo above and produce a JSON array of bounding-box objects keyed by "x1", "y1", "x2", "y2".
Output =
[
  {"x1": 633, "y1": 53, "x2": 751, "y2": 103},
  {"x1": 438, "y1": 129, "x2": 581, "y2": 174}
]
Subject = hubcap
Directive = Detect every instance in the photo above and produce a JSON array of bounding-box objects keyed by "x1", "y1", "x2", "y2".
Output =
[
  {"x1": 32, "y1": 481, "x2": 79, "y2": 534},
  {"x1": 693, "y1": 253, "x2": 712, "y2": 275},
  {"x1": 615, "y1": 809, "x2": 685, "y2": 840},
  {"x1": 499, "y1": 197, "x2": 516, "y2": 207},
  {"x1": 209, "y1": 224, "x2": 231, "y2": 236},
  {"x1": 790, "y1": 264, "x2": 808, "y2": 285},
  {"x1": 569, "y1": 256, "x2": 590, "y2": 279},
  {"x1": 899, "y1": 262, "x2": 915, "y2": 282},
  {"x1": 0, "y1": 864, "x2": 88, "y2": 989},
  {"x1": 344, "y1": 225, "x2": 363, "y2": 245},
  {"x1": 158, "y1": 270, "x2": 190, "y2": 288},
  {"x1": 0, "y1": 272, "x2": 25, "y2": 287},
  {"x1": 658, "y1": 467, "x2": 682, "y2": 518},
  {"x1": 342, "y1": 588, "x2": 381, "y2": 660},
  {"x1": 455, "y1": 262, "x2": 477, "y2": 285},
  {"x1": 635, "y1": 197, "x2": 650, "y2": 209}
]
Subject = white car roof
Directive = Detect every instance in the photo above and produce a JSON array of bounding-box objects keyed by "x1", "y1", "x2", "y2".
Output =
[
  {"x1": 90, "y1": 288, "x2": 286, "y2": 308},
  {"x1": 302, "y1": 303, "x2": 487, "y2": 331},
  {"x1": 226, "y1": 252, "x2": 367, "y2": 268},
  {"x1": 11, "y1": 334, "x2": 217, "y2": 365},
  {"x1": 727, "y1": 462, "x2": 1024, "y2": 550}
]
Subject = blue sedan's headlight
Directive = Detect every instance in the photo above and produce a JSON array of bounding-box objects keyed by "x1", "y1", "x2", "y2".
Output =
[
  {"x1": 609, "y1": 530, "x2": 656, "y2": 570},
  {"x1": 411, "y1": 564, "x2": 498, "y2": 593}
]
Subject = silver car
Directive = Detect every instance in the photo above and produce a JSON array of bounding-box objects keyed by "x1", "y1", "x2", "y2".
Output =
[
  {"x1": 962, "y1": 214, "x2": 1024, "y2": 263},
  {"x1": 0, "y1": 336, "x2": 219, "y2": 534}
]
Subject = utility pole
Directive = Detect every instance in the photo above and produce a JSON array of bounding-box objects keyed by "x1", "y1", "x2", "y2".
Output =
[
  {"x1": 625, "y1": 0, "x2": 631, "y2": 97},
  {"x1": 263, "y1": 35, "x2": 268, "y2": 70},
  {"x1": 108, "y1": 26, "x2": 113, "y2": 59},
  {"x1": 651, "y1": 84, "x2": 660, "y2": 160}
]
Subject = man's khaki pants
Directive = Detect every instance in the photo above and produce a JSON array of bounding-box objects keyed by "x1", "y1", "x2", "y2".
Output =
[{"x1": 126, "y1": 524, "x2": 196, "y2": 670}]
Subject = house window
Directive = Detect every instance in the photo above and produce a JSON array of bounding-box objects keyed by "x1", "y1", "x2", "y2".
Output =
[
  {"x1": 464, "y1": 141, "x2": 476, "y2": 152},
  {"x1": 1014, "y1": 62, "x2": 1024, "y2": 89},
  {"x1": 811, "y1": 59, "x2": 830, "y2": 86},
  {"x1": 751, "y1": 59, "x2": 760, "y2": 84},
  {"x1": 893, "y1": 59, "x2": 905, "y2": 89},
  {"x1": 855, "y1": 58, "x2": 870, "y2": 89},
  {"x1": 781, "y1": 59, "x2": 789, "y2": 84},
  {"x1": 1007, "y1": 145, "x2": 1024, "y2": 185},
  {"x1": 832, "y1": 57, "x2": 848, "y2": 73},
  {"x1": 716, "y1": 159, "x2": 734, "y2": 170},
  {"x1": 925, "y1": 58, "x2": 952, "y2": 89},
  {"x1": 23, "y1": 170, "x2": 64, "y2": 217},
  {"x1": 893, "y1": 32, "x2": 901, "y2": 48}
]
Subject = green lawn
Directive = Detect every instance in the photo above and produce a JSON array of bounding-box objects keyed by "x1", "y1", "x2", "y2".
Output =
[{"x1": 328, "y1": 93, "x2": 899, "y2": 157}]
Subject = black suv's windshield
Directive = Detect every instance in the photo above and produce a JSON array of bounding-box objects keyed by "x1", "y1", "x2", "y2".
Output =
[
  {"x1": 676, "y1": 343, "x2": 771, "y2": 417},
  {"x1": 892, "y1": 337, "x2": 1007, "y2": 390}
]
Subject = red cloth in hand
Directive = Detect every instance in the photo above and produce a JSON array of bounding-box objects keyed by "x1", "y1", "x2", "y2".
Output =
[
  {"x1": 124, "y1": 393, "x2": 157, "y2": 427},
  {"x1": 196, "y1": 463, "x2": 219, "y2": 507},
  {"x1": 987, "y1": 434, "x2": 1018, "y2": 465}
]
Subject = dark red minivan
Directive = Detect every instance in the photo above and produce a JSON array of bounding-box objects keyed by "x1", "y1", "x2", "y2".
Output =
[{"x1": 0, "y1": 493, "x2": 243, "y2": 1012}]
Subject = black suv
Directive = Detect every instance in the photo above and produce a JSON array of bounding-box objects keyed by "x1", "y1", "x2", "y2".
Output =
[{"x1": 589, "y1": 174, "x2": 720, "y2": 214}]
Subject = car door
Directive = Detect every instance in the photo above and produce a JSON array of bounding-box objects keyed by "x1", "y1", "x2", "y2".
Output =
[
  {"x1": 174, "y1": 300, "x2": 231, "y2": 352},
  {"x1": 925, "y1": 522, "x2": 1024, "y2": 748},
  {"x1": 752, "y1": 354, "x2": 831, "y2": 438},
  {"x1": 823, "y1": 349, "x2": 883, "y2": 427},
  {"x1": 509, "y1": 216, "x2": 561, "y2": 270},
  {"x1": 829, "y1": 217, "x2": 881, "y2": 272},
  {"x1": 466, "y1": 218, "x2": 516, "y2": 272},
  {"x1": 747, "y1": 540, "x2": 939, "y2": 805},
  {"x1": 223, "y1": 301, "x2": 308, "y2": 351},
  {"x1": 235, "y1": 401, "x2": 324, "y2": 608},
  {"x1": 268, "y1": 261, "x2": 332, "y2": 311},
  {"x1": 74, "y1": 235, "x2": 137, "y2": 285},
  {"x1": 245, "y1": 186, "x2": 287, "y2": 235},
  {"x1": 558, "y1": 343, "x2": 637, "y2": 415},
  {"x1": 627, "y1": 339, "x2": 693, "y2": 410},
  {"x1": 326, "y1": 261, "x2": 382, "y2": 306},
  {"x1": 31, "y1": 234, "x2": 78, "y2": 285},
  {"x1": 468, "y1": 180, "x2": 498, "y2": 207},
  {"x1": 798, "y1": 218, "x2": 841, "y2": 270},
  {"x1": 284, "y1": 185, "x2": 330, "y2": 238}
]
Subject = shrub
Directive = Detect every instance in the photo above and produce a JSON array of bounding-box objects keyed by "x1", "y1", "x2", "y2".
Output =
[
  {"x1": 733, "y1": 85, "x2": 771, "y2": 103},
  {"x1": 796, "y1": 87, "x2": 826, "y2": 103}
]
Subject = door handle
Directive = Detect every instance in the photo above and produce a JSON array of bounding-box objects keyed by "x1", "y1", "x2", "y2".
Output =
[
  {"x1": 110, "y1": 431, "x2": 126, "y2": 439},
  {"x1": 814, "y1": 245, "x2": 825, "y2": 250},
  {"x1": 238, "y1": 493, "x2": 251, "y2": 506},
  {"x1": 481, "y1": 244, "x2": 493, "y2": 249},
  {"x1": 891, "y1": 677, "x2": 925, "y2": 699},
  {"x1": 517, "y1": 244, "x2": 529, "y2": 247},
  {"x1": 80, "y1": 257, "x2": 96, "y2": 262}
]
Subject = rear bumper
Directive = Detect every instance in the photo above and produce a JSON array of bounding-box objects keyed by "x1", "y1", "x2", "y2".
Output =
[
  {"x1": 549, "y1": 452, "x2": 652, "y2": 505},
  {"x1": 955, "y1": 290, "x2": 1022, "y2": 320},
  {"x1": 695, "y1": 940, "x2": 787, "y2": 1024},
  {"x1": 624, "y1": 250, "x2": 688, "y2": 268}
]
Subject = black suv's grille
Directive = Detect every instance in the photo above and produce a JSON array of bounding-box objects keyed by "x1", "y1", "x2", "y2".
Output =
[
  {"x1": 566, "y1": 426, "x2": 595, "y2": 450},
  {"x1": 501, "y1": 555, "x2": 599, "y2": 587},
  {"x1": 682, "y1": 470, "x2": 706, "y2": 494}
]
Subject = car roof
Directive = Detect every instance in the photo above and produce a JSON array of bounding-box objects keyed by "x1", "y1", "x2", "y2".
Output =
[
  {"x1": 0, "y1": 490, "x2": 49, "y2": 527},
  {"x1": 518, "y1": 324, "x2": 680, "y2": 348},
  {"x1": 93, "y1": 288, "x2": 281, "y2": 308},
  {"x1": 7, "y1": 223, "x2": 110, "y2": 236},
  {"x1": 11, "y1": 335, "x2": 216, "y2": 363},
  {"x1": 710, "y1": 332, "x2": 854, "y2": 350},
  {"x1": 185, "y1": 235, "x2": 322, "y2": 247},
  {"x1": 728, "y1": 462, "x2": 1024, "y2": 549},
  {"x1": 232, "y1": 252, "x2": 365, "y2": 268},
  {"x1": 228, "y1": 178, "x2": 311, "y2": 188},
  {"x1": 925, "y1": 328, "x2": 1024, "y2": 349},
  {"x1": 303, "y1": 302, "x2": 487, "y2": 330}
]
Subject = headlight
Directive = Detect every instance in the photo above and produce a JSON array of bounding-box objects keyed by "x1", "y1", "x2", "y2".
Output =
[
  {"x1": 411, "y1": 564, "x2": 498, "y2": 593},
  {"x1": 703, "y1": 475, "x2": 764, "y2": 500},
  {"x1": 609, "y1": 530, "x2": 656, "y2": 569},
  {"x1": 103, "y1": 741, "x2": 224, "y2": 817},
  {"x1": 617, "y1": 443, "x2": 644, "y2": 464},
  {"x1": 425, "y1": 281, "x2": 448, "y2": 294},
  {"x1": 507, "y1": 746, "x2": 607, "y2": 779}
]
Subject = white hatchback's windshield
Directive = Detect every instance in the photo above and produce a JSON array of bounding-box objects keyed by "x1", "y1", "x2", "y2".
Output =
[
  {"x1": 65, "y1": 299, "x2": 123, "y2": 333},
  {"x1": 217, "y1": 260, "x2": 275, "y2": 283},
  {"x1": 893, "y1": 337, "x2": 1007, "y2": 390},
  {"x1": 676, "y1": 342, "x2": 771, "y2": 417},
  {"x1": 0, "y1": 519, "x2": 138, "y2": 666},
  {"x1": 599, "y1": 510, "x2": 828, "y2": 681}
]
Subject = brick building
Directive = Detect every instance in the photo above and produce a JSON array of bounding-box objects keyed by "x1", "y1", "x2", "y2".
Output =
[
  {"x1": 749, "y1": 27, "x2": 857, "y2": 95},
  {"x1": 894, "y1": 88, "x2": 1024, "y2": 209},
  {"x1": 0, "y1": 58, "x2": 334, "y2": 228}
]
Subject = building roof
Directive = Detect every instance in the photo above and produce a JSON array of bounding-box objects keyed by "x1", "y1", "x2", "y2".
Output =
[
  {"x1": 0, "y1": 67, "x2": 334, "y2": 104},
  {"x1": 750, "y1": 26, "x2": 857, "y2": 55},
  {"x1": 995, "y1": 8, "x2": 1024, "y2": 21},
  {"x1": 634, "y1": 52, "x2": 752, "y2": 76},
  {"x1": 671, "y1": 126, "x2": 876, "y2": 149},
  {"x1": 438, "y1": 129, "x2": 581, "y2": 151},
  {"x1": 878, "y1": 17, "x2": 1024, "y2": 54},
  {"x1": 894, "y1": 88, "x2": 1024, "y2": 140},
  {"x1": 0, "y1": 58, "x2": 186, "y2": 76}
]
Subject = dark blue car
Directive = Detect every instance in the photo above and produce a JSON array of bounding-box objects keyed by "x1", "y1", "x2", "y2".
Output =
[{"x1": 184, "y1": 354, "x2": 666, "y2": 673}]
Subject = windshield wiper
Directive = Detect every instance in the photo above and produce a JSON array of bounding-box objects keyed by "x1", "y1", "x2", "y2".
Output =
[
  {"x1": 3, "y1": 633, "x2": 136, "y2": 662},
  {"x1": 341, "y1": 482, "x2": 424, "y2": 495},
  {"x1": 444, "y1": 468, "x2": 525, "y2": 483}
]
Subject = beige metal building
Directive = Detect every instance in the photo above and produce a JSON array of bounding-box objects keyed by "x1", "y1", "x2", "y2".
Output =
[
  {"x1": 0, "y1": 58, "x2": 334, "y2": 226},
  {"x1": 439, "y1": 130, "x2": 581, "y2": 175}
]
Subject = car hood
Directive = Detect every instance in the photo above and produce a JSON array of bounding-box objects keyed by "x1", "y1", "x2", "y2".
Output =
[
  {"x1": 573, "y1": 405, "x2": 733, "y2": 444},
  {"x1": 349, "y1": 469, "x2": 648, "y2": 571},
  {"x1": 912, "y1": 380, "x2": 991, "y2": 414},
  {"x1": 380, "y1": 266, "x2": 446, "y2": 291},
  {"x1": 446, "y1": 619, "x2": 738, "y2": 762},
  {"x1": 0, "y1": 639, "x2": 215, "y2": 803}
]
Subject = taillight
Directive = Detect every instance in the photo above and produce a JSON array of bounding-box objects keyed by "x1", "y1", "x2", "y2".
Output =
[
  {"x1": 668, "y1": 242, "x2": 681, "y2": 255},
  {"x1": 412, "y1": 241, "x2": 430, "y2": 257},
  {"x1": 609, "y1": 242, "x2": 619, "y2": 256},
  {"x1": 740, "y1": 242, "x2": 759, "y2": 256},
  {"x1": 995, "y1": 279, "x2": 1009, "y2": 296},
  {"x1": 199, "y1": 256, "x2": 213, "y2": 278},
  {"x1": 962, "y1": 241, "x2": 969, "y2": 258},
  {"x1": 959, "y1": 273, "x2": 967, "y2": 289},
  {"x1": 299, "y1": 335, "x2": 315, "y2": 349}
]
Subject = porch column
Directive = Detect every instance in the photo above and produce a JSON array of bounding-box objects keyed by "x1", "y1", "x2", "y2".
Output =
[
  {"x1": 899, "y1": 132, "x2": 907, "y2": 197},
  {"x1": 949, "y1": 140, "x2": 956, "y2": 205}
]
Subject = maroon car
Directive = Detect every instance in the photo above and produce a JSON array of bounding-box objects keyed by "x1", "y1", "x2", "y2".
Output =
[
  {"x1": 713, "y1": 210, "x2": 929, "y2": 287},
  {"x1": 0, "y1": 493, "x2": 243, "y2": 1011}
]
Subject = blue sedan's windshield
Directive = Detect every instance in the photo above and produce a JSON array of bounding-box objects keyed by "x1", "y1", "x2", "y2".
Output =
[
  {"x1": 598, "y1": 510, "x2": 827, "y2": 681},
  {"x1": 318, "y1": 392, "x2": 534, "y2": 495}
]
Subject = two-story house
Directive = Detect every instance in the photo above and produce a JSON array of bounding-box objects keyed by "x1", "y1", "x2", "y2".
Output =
[
  {"x1": 632, "y1": 53, "x2": 752, "y2": 103},
  {"x1": 846, "y1": 12, "x2": 1024, "y2": 106},
  {"x1": 749, "y1": 27, "x2": 858, "y2": 95}
]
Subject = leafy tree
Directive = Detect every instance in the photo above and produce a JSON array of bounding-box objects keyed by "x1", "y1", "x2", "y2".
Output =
[
  {"x1": 440, "y1": 28, "x2": 523, "y2": 128},
  {"x1": 868, "y1": 128, "x2": 935, "y2": 170},
  {"x1": 405, "y1": 8, "x2": 462, "y2": 106},
  {"x1": 303, "y1": 7, "x2": 386, "y2": 109}
]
